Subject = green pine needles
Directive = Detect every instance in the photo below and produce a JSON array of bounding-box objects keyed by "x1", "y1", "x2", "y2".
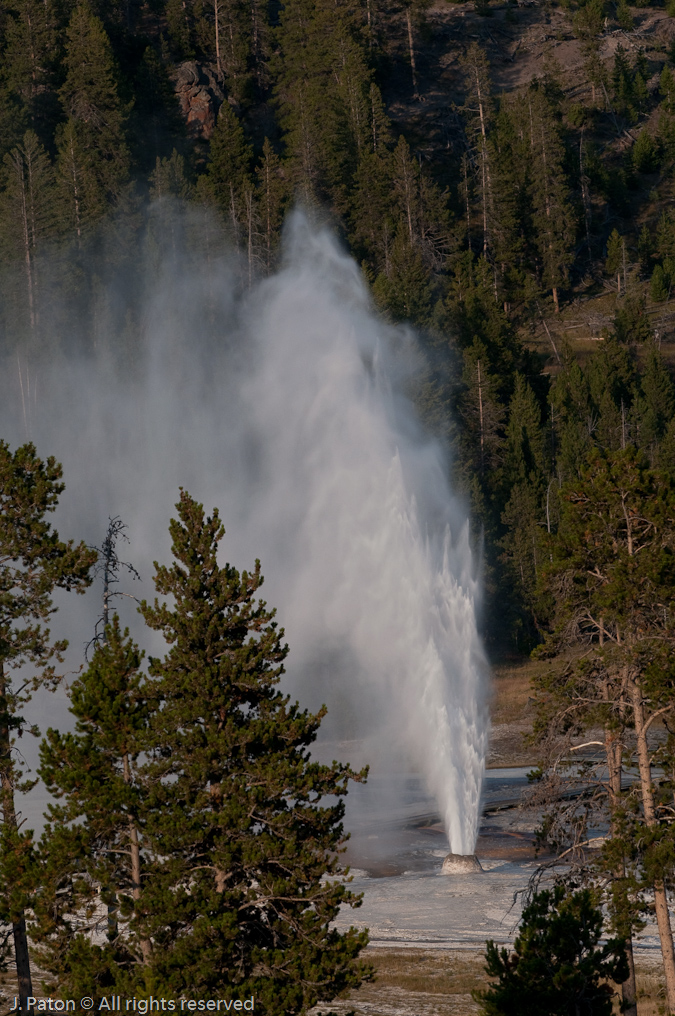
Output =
[
  {"x1": 36, "y1": 490, "x2": 371, "y2": 1011},
  {"x1": 475, "y1": 886, "x2": 628, "y2": 1016}
]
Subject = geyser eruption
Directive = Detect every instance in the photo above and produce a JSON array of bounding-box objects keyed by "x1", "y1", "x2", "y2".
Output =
[
  {"x1": 2, "y1": 208, "x2": 489, "y2": 854},
  {"x1": 238, "y1": 215, "x2": 489, "y2": 854}
]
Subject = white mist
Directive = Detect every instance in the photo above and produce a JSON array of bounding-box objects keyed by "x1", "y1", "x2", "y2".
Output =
[{"x1": 3, "y1": 208, "x2": 489, "y2": 854}]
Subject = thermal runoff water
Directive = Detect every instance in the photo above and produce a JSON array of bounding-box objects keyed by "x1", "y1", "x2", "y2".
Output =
[{"x1": 3, "y1": 208, "x2": 489, "y2": 854}]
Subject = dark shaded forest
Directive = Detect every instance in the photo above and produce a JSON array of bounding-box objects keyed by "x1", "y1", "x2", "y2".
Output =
[{"x1": 3, "y1": 0, "x2": 675, "y2": 652}]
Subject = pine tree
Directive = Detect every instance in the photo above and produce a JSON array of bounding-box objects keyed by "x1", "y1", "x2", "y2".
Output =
[
  {"x1": 401, "y1": 0, "x2": 431, "y2": 98},
  {"x1": 490, "y1": 97, "x2": 528, "y2": 306},
  {"x1": 505, "y1": 373, "x2": 546, "y2": 485},
  {"x1": 459, "y1": 341, "x2": 505, "y2": 484},
  {"x1": 537, "y1": 449, "x2": 675, "y2": 1011},
  {"x1": 198, "y1": 0, "x2": 251, "y2": 102},
  {"x1": 651, "y1": 263, "x2": 669, "y2": 303},
  {"x1": 605, "y1": 227, "x2": 624, "y2": 294},
  {"x1": 35, "y1": 616, "x2": 150, "y2": 996},
  {"x1": 149, "y1": 149, "x2": 191, "y2": 200},
  {"x1": 0, "y1": 442, "x2": 94, "y2": 1011},
  {"x1": 0, "y1": 130, "x2": 56, "y2": 335},
  {"x1": 165, "y1": 0, "x2": 195, "y2": 58},
  {"x1": 0, "y1": 0, "x2": 60, "y2": 147},
  {"x1": 275, "y1": 0, "x2": 371, "y2": 205},
  {"x1": 203, "y1": 101, "x2": 253, "y2": 244},
  {"x1": 527, "y1": 87, "x2": 575, "y2": 313},
  {"x1": 476, "y1": 886, "x2": 628, "y2": 1016},
  {"x1": 56, "y1": 5, "x2": 130, "y2": 237},
  {"x1": 549, "y1": 356, "x2": 594, "y2": 479},
  {"x1": 661, "y1": 64, "x2": 675, "y2": 114},
  {"x1": 461, "y1": 44, "x2": 495, "y2": 263},
  {"x1": 348, "y1": 149, "x2": 393, "y2": 273},
  {"x1": 612, "y1": 46, "x2": 638, "y2": 122},
  {"x1": 136, "y1": 491, "x2": 371, "y2": 1009},
  {"x1": 500, "y1": 480, "x2": 543, "y2": 628},
  {"x1": 637, "y1": 347, "x2": 675, "y2": 448},
  {"x1": 371, "y1": 222, "x2": 432, "y2": 324},
  {"x1": 616, "y1": 0, "x2": 634, "y2": 31},
  {"x1": 254, "y1": 138, "x2": 287, "y2": 273}
]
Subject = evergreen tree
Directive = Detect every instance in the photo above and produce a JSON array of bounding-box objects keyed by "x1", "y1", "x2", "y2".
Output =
[
  {"x1": 203, "y1": 101, "x2": 252, "y2": 244},
  {"x1": 348, "y1": 148, "x2": 393, "y2": 272},
  {"x1": 136, "y1": 491, "x2": 371, "y2": 1009},
  {"x1": 35, "y1": 616, "x2": 151, "y2": 996},
  {"x1": 461, "y1": 44, "x2": 495, "y2": 263},
  {"x1": 458, "y1": 339, "x2": 505, "y2": 487},
  {"x1": 548, "y1": 356, "x2": 593, "y2": 479},
  {"x1": 275, "y1": 0, "x2": 371, "y2": 205},
  {"x1": 651, "y1": 263, "x2": 669, "y2": 302},
  {"x1": 198, "y1": 0, "x2": 252, "y2": 102},
  {"x1": 612, "y1": 291, "x2": 652, "y2": 345},
  {"x1": 56, "y1": 5, "x2": 130, "y2": 237},
  {"x1": 636, "y1": 347, "x2": 675, "y2": 448},
  {"x1": 150, "y1": 149, "x2": 191, "y2": 200},
  {"x1": 612, "y1": 46, "x2": 639, "y2": 122},
  {"x1": 401, "y1": 0, "x2": 431, "y2": 98},
  {"x1": 661, "y1": 64, "x2": 675, "y2": 113},
  {"x1": 0, "y1": 442, "x2": 94, "y2": 1011},
  {"x1": 605, "y1": 228, "x2": 624, "y2": 294},
  {"x1": 372, "y1": 222, "x2": 432, "y2": 324},
  {"x1": 616, "y1": 0, "x2": 634, "y2": 31},
  {"x1": 475, "y1": 886, "x2": 628, "y2": 1016},
  {"x1": 0, "y1": 0, "x2": 60, "y2": 148},
  {"x1": 504, "y1": 373, "x2": 546, "y2": 485},
  {"x1": 165, "y1": 0, "x2": 195, "y2": 58},
  {"x1": 527, "y1": 87, "x2": 575, "y2": 313},
  {"x1": 537, "y1": 449, "x2": 675, "y2": 1010},
  {"x1": 500, "y1": 480, "x2": 543, "y2": 634},
  {"x1": 0, "y1": 130, "x2": 56, "y2": 335},
  {"x1": 490, "y1": 97, "x2": 528, "y2": 305},
  {"x1": 254, "y1": 138, "x2": 287, "y2": 273}
]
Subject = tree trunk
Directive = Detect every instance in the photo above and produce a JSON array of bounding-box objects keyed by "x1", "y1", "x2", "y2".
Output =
[
  {"x1": 214, "y1": 0, "x2": 221, "y2": 73},
  {"x1": 462, "y1": 152, "x2": 471, "y2": 250},
  {"x1": 123, "y1": 753, "x2": 151, "y2": 965},
  {"x1": 405, "y1": 8, "x2": 418, "y2": 97},
  {"x1": 579, "y1": 134, "x2": 592, "y2": 262},
  {"x1": 474, "y1": 64, "x2": 492, "y2": 259},
  {"x1": 630, "y1": 676, "x2": 675, "y2": 1013},
  {"x1": 0, "y1": 665, "x2": 33, "y2": 1012},
  {"x1": 605, "y1": 723, "x2": 637, "y2": 1016},
  {"x1": 477, "y1": 359, "x2": 484, "y2": 477}
]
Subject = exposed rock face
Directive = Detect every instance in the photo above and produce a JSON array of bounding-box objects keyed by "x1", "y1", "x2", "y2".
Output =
[
  {"x1": 171, "y1": 61, "x2": 226, "y2": 140},
  {"x1": 441, "y1": 852, "x2": 483, "y2": 874}
]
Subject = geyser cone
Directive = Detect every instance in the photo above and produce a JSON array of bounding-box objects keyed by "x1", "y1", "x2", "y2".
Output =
[{"x1": 441, "y1": 852, "x2": 483, "y2": 874}]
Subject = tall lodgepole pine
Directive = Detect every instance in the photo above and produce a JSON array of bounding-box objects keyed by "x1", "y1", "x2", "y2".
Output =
[
  {"x1": 526, "y1": 87, "x2": 574, "y2": 314},
  {"x1": 56, "y1": 5, "x2": 130, "y2": 237},
  {"x1": 537, "y1": 448, "x2": 675, "y2": 1013},
  {"x1": 137, "y1": 491, "x2": 372, "y2": 1011},
  {"x1": 0, "y1": 442, "x2": 94, "y2": 1011},
  {"x1": 461, "y1": 44, "x2": 495, "y2": 264},
  {"x1": 0, "y1": 131, "x2": 56, "y2": 335}
]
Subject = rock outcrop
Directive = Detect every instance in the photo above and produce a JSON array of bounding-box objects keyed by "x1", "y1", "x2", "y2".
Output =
[{"x1": 171, "y1": 61, "x2": 226, "y2": 140}]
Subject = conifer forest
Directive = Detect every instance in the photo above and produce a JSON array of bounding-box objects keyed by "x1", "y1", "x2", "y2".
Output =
[{"x1": 6, "y1": 0, "x2": 675, "y2": 1011}]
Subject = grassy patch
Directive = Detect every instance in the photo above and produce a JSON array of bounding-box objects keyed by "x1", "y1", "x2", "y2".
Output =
[{"x1": 365, "y1": 949, "x2": 488, "y2": 996}]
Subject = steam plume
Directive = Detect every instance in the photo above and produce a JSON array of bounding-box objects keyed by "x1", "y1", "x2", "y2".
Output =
[{"x1": 2, "y1": 208, "x2": 489, "y2": 853}]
